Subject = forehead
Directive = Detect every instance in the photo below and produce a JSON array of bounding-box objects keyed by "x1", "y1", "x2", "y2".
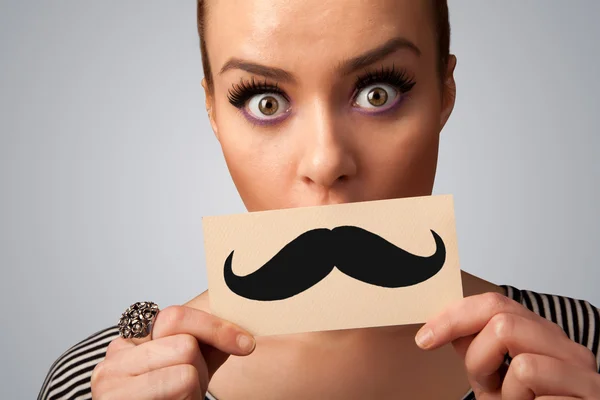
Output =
[{"x1": 204, "y1": 0, "x2": 435, "y2": 77}]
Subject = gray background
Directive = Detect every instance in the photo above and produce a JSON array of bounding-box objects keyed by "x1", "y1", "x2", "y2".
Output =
[{"x1": 1, "y1": 1, "x2": 599, "y2": 399}]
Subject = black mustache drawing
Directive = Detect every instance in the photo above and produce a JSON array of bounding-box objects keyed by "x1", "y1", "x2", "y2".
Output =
[{"x1": 223, "y1": 226, "x2": 446, "y2": 301}]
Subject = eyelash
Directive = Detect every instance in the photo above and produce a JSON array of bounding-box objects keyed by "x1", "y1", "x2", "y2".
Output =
[
  {"x1": 352, "y1": 64, "x2": 416, "y2": 101},
  {"x1": 227, "y1": 77, "x2": 287, "y2": 109},
  {"x1": 226, "y1": 64, "x2": 416, "y2": 109}
]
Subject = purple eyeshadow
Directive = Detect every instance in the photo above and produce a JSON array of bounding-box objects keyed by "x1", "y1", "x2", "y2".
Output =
[{"x1": 241, "y1": 106, "x2": 291, "y2": 127}]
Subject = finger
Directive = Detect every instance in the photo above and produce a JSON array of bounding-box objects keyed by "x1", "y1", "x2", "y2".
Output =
[
  {"x1": 105, "y1": 337, "x2": 136, "y2": 358},
  {"x1": 500, "y1": 354, "x2": 600, "y2": 400},
  {"x1": 101, "y1": 364, "x2": 205, "y2": 400},
  {"x1": 463, "y1": 313, "x2": 593, "y2": 392},
  {"x1": 130, "y1": 335, "x2": 154, "y2": 346},
  {"x1": 152, "y1": 305, "x2": 256, "y2": 357},
  {"x1": 451, "y1": 333, "x2": 507, "y2": 395},
  {"x1": 91, "y1": 336, "x2": 210, "y2": 396},
  {"x1": 416, "y1": 292, "x2": 555, "y2": 350},
  {"x1": 102, "y1": 334, "x2": 205, "y2": 377}
]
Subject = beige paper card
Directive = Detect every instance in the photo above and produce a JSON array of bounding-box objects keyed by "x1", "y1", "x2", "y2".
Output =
[{"x1": 202, "y1": 194, "x2": 463, "y2": 336}]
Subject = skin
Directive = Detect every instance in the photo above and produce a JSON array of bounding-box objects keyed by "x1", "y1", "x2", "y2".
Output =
[
  {"x1": 199, "y1": 1, "x2": 465, "y2": 395},
  {"x1": 204, "y1": 0, "x2": 447, "y2": 210},
  {"x1": 91, "y1": 0, "x2": 600, "y2": 399}
]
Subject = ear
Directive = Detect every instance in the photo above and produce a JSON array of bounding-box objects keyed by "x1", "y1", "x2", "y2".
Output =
[
  {"x1": 201, "y1": 78, "x2": 219, "y2": 141},
  {"x1": 439, "y1": 54, "x2": 457, "y2": 129}
]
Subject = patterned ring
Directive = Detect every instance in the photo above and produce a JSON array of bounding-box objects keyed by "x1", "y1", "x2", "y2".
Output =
[{"x1": 118, "y1": 301, "x2": 160, "y2": 339}]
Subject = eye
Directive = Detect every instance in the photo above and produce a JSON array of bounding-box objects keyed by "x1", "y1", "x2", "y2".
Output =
[
  {"x1": 353, "y1": 83, "x2": 399, "y2": 110},
  {"x1": 247, "y1": 93, "x2": 290, "y2": 120}
]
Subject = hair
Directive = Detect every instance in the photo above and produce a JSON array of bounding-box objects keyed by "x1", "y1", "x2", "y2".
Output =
[{"x1": 196, "y1": 0, "x2": 450, "y2": 92}]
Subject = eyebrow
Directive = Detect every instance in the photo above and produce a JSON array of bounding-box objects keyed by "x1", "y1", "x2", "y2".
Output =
[
  {"x1": 218, "y1": 36, "x2": 421, "y2": 83},
  {"x1": 337, "y1": 37, "x2": 421, "y2": 75},
  {"x1": 219, "y1": 59, "x2": 297, "y2": 83}
]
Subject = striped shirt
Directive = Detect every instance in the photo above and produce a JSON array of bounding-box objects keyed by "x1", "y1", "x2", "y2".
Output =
[{"x1": 38, "y1": 285, "x2": 600, "y2": 400}]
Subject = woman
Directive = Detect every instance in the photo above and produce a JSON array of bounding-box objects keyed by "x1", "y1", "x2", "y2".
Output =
[{"x1": 38, "y1": 0, "x2": 600, "y2": 399}]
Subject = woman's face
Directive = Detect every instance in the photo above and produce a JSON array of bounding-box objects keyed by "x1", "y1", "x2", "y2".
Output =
[{"x1": 203, "y1": 0, "x2": 456, "y2": 211}]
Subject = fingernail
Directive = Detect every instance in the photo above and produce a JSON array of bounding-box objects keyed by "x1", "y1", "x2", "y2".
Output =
[
  {"x1": 415, "y1": 328, "x2": 434, "y2": 349},
  {"x1": 236, "y1": 333, "x2": 255, "y2": 353}
]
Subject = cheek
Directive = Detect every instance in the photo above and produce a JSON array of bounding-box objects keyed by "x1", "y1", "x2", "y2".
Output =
[
  {"x1": 216, "y1": 116, "x2": 295, "y2": 210},
  {"x1": 357, "y1": 100, "x2": 441, "y2": 197}
]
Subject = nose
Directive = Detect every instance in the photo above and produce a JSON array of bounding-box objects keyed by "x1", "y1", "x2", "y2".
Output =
[{"x1": 297, "y1": 104, "x2": 357, "y2": 190}]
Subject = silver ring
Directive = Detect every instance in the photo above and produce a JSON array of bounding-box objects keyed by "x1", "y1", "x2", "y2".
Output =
[{"x1": 118, "y1": 301, "x2": 159, "y2": 339}]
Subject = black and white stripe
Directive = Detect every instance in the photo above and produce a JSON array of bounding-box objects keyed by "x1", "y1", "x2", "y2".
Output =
[
  {"x1": 39, "y1": 285, "x2": 600, "y2": 400},
  {"x1": 38, "y1": 327, "x2": 119, "y2": 400}
]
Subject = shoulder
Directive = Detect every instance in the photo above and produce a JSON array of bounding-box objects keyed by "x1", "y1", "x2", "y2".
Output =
[
  {"x1": 37, "y1": 326, "x2": 119, "y2": 400},
  {"x1": 501, "y1": 284, "x2": 600, "y2": 372}
]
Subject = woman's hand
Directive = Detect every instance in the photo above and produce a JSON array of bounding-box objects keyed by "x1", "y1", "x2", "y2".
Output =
[
  {"x1": 90, "y1": 305, "x2": 256, "y2": 399},
  {"x1": 415, "y1": 292, "x2": 599, "y2": 399}
]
